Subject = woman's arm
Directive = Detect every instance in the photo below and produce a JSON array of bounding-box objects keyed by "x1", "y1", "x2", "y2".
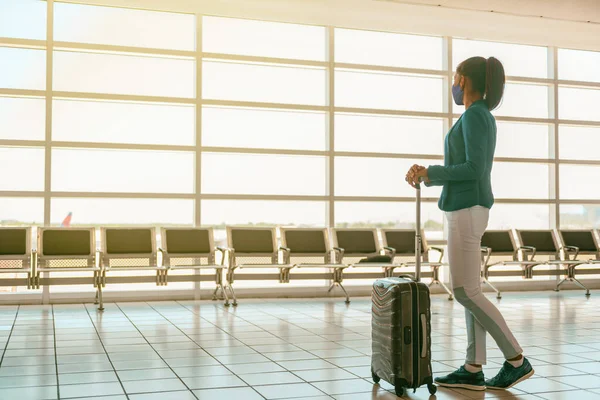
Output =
[{"x1": 427, "y1": 109, "x2": 489, "y2": 182}]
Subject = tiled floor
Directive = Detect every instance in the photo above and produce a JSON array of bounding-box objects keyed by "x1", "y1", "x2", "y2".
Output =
[{"x1": 1, "y1": 291, "x2": 600, "y2": 399}]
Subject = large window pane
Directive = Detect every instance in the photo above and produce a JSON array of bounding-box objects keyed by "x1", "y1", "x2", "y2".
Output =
[
  {"x1": 202, "y1": 106, "x2": 327, "y2": 151},
  {"x1": 53, "y1": 99, "x2": 195, "y2": 146},
  {"x1": 453, "y1": 39, "x2": 548, "y2": 78},
  {"x1": 559, "y1": 87, "x2": 600, "y2": 122},
  {"x1": 0, "y1": 147, "x2": 44, "y2": 191},
  {"x1": 335, "y1": 157, "x2": 443, "y2": 198},
  {"x1": 51, "y1": 198, "x2": 194, "y2": 225},
  {"x1": 0, "y1": 197, "x2": 44, "y2": 225},
  {"x1": 492, "y1": 162, "x2": 551, "y2": 199},
  {"x1": 203, "y1": 16, "x2": 326, "y2": 61},
  {"x1": 51, "y1": 149, "x2": 194, "y2": 193},
  {"x1": 203, "y1": 61, "x2": 326, "y2": 105},
  {"x1": 202, "y1": 153, "x2": 326, "y2": 196},
  {"x1": 335, "y1": 29, "x2": 442, "y2": 70},
  {"x1": 559, "y1": 126, "x2": 600, "y2": 161},
  {"x1": 455, "y1": 83, "x2": 550, "y2": 118},
  {"x1": 54, "y1": 3, "x2": 195, "y2": 51},
  {"x1": 560, "y1": 165, "x2": 600, "y2": 200},
  {"x1": 495, "y1": 122, "x2": 552, "y2": 159},
  {"x1": 335, "y1": 201, "x2": 443, "y2": 239},
  {"x1": 488, "y1": 204, "x2": 551, "y2": 230},
  {"x1": 560, "y1": 205, "x2": 600, "y2": 229},
  {"x1": 0, "y1": 47, "x2": 46, "y2": 90},
  {"x1": 53, "y1": 51, "x2": 195, "y2": 98},
  {"x1": 0, "y1": 0, "x2": 46, "y2": 40},
  {"x1": 202, "y1": 200, "x2": 327, "y2": 227},
  {"x1": 0, "y1": 96, "x2": 45, "y2": 141},
  {"x1": 336, "y1": 70, "x2": 443, "y2": 112},
  {"x1": 558, "y1": 49, "x2": 600, "y2": 83},
  {"x1": 335, "y1": 114, "x2": 443, "y2": 155}
]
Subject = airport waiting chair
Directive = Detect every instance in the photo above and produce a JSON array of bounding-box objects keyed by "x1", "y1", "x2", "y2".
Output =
[
  {"x1": 280, "y1": 227, "x2": 350, "y2": 303},
  {"x1": 36, "y1": 228, "x2": 103, "y2": 310},
  {"x1": 100, "y1": 227, "x2": 164, "y2": 288},
  {"x1": 555, "y1": 229, "x2": 600, "y2": 296},
  {"x1": 159, "y1": 227, "x2": 228, "y2": 302},
  {"x1": 381, "y1": 229, "x2": 451, "y2": 300},
  {"x1": 515, "y1": 229, "x2": 561, "y2": 279},
  {"x1": 480, "y1": 230, "x2": 519, "y2": 299},
  {"x1": 0, "y1": 227, "x2": 33, "y2": 289},
  {"x1": 223, "y1": 227, "x2": 293, "y2": 307}
]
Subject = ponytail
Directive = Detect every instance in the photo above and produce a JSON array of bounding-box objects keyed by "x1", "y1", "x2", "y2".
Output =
[
  {"x1": 456, "y1": 56, "x2": 506, "y2": 111},
  {"x1": 484, "y1": 57, "x2": 505, "y2": 111}
]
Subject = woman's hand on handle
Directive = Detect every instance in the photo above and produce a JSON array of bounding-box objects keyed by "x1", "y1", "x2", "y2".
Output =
[{"x1": 405, "y1": 164, "x2": 429, "y2": 188}]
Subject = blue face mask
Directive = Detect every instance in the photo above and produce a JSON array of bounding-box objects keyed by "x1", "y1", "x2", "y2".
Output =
[{"x1": 452, "y1": 83, "x2": 464, "y2": 106}]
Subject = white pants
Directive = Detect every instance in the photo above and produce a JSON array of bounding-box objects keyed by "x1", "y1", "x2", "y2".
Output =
[{"x1": 446, "y1": 206, "x2": 522, "y2": 365}]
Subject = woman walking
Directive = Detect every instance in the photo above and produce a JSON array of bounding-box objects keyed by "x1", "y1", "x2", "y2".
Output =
[{"x1": 405, "y1": 56, "x2": 534, "y2": 391}]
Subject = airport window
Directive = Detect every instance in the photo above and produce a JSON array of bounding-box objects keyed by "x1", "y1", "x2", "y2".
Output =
[
  {"x1": 335, "y1": 69, "x2": 444, "y2": 112},
  {"x1": 560, "y1": 165, "x2": 600, "y2": 200},
  {"x1": 52, "y1": 99, "x2": 196, "y2": 146},
  {"x1": 495, "y1": 122, "x2": 552, "y2": 159},
  {"x1": 492, "y1": 162, "x2": 552, "y2": 199},
  {"x1": 51, "y1": 148, "x2": 195, "y2": 193},
  {"x1": 202, "y1": 153, "x2": 328, "y2": 196},
  {"x1": 453, "y1": 39, "x2": 548, "y2": 78},
  {"x1": 202, "y1": 60, "x2": 327, "y2": 105},
  {"x1": 335, "y1": 114, "x2": 444, "y2": 155},
  {"x1": 0, "y1": 0, "x2": 46, "y2": 40},
  {"x1": 50, "y1": 198, "x2": 195, "y2": 226},
  {"x1": 53, "y1": 50, "x2": 196, "y2": 98},
  {"x1": 0, "y1": 147, "x2": 45, "y2": 191},
  {"x1": 202, "y1": 106, "x2": 328, "y2": 151},
  {"x1": 54, "y1": 3, "x2": 196, "y2": 50},
  {"x1": 0, "y1": 47, "x2": 46, "y2": 90},
  {"x1": 0, "y1": 96, "x2": 45, "y2": 141},
  {"x1": 559, "y1": 125, "x2": 600, "y2": 161},
  {"x1": 203, "y1": 16, "x2": 327, "y2": 61},
  {"x1": 487, "y1": 204, "x2": 552, "y2": 229},
  {"x1": 560, "y1": 204, "x2": 600, "y2": 229},
  {"x1": 558, "y1": 48, "x2": 600, "y2": 83},
  {"x1": 335, "y1": 28, "x2": 443, "y2": 70},
  {"x1": 558, "y1": 86, "x2": 600, "y2": 122},
  {"x1": 0, "y1": 197, "x2": 44, "y2": 226}
]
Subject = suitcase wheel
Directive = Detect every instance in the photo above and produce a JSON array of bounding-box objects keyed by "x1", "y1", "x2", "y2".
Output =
[
  {"x1": 370, "y1": 368, "x2": 380, "y2": 383},
  {"x1": 428, "y1": 383, "x2": 437, "y2": 395}
]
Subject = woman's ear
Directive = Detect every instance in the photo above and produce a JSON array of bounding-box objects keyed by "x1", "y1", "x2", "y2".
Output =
[{"x1": 460, "y1": 76, "x2": 466, "y2": 90}]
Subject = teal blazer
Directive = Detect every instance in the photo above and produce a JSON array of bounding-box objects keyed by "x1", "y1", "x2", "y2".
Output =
[{"x1": 426, "y1": 100, "x2": 496, "y2": 212}]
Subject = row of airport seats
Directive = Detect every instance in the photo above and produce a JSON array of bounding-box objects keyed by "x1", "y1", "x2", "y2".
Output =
[
  {"x1": 0, "y1": 227, "x2": 446, "y2": 309},
  {"x1": 0, "y1": 227, "x2": 598, "y2": 310},
  {"x1": 481, "y1": 229, "x2": 600, "y2": 298}
]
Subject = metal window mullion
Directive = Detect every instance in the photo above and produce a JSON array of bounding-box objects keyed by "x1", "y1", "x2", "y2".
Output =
[
  {"x1": 195, "y1": 14, "x2": 202, "y2": 227},
  {"x1": 44, "y1": 1, "x2": 54, "y2": 228},
  {"x1": 328, "y1": 27, "x2": 335, "y2": 228},
  {"x1": 442, "y1": 36, "x2": 452, "y2": 284},
  {"x1": 553, "y1": 47, "x2": 560, "y2": 229}
]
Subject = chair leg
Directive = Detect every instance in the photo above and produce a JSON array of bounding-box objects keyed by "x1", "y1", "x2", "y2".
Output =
[
  {"x1": 97, "y1": 286, "x2": 104, "y2": 312},
  {"x1": 327, "y1": 283, "x2": 335, "y2": 293},
  {"x1": 572, "y1": 278, "x2": 591, "y2": 297},
  {"x1": 555, "y1": 278, "x2": 567, "y2": 292},
  {"x1": 94, "y1": 289, "x2": 99, "y2": 305},
  {"x1": 337, "y1": 283, "x2": 350, "y2": 304},
  {"x1": 227, "y1": 284, "x2": 238, "y2": 307},
  {"x1": 483, "y1": 278, "x2": 502, "y2": 299},
  {"x1": 212, "y1": 286, "x2": 220, "y2": 301},
  {"x1": 438, "y1": 281, "x2": 454, "y2": 301}
]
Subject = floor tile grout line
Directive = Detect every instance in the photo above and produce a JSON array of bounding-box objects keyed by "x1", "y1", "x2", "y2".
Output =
[
  {"x1": 114, "y1": 301, "x2": 201, "y2": 400},
  {"x1": 83, "y1": 303, "x2": 131, "y2": 400},
  {"x1": 176, "y1": 300, "x2": 377, "y2": 397},
  {"x1": 0, "y1": 305, "x2": 20, "y2": 368},
  {"x1": 150, "y1": 300, "x2": 270, "y2": 400},
  {"x1": 173, "y1": 300, "x2": 337, "y2": 396},
  {"x1": 51, "y1": 305, "x2": 60, "y2": 400}
]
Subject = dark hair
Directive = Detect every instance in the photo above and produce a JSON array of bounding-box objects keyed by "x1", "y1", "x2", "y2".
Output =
[{"x1": 457, "y1": 56, "x2": 505, "y2": 111}]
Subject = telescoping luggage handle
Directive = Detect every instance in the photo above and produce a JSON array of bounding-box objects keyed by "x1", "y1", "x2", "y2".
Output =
[{"x1": 415, "y1": 183, "x2": 422, "y2": 282}]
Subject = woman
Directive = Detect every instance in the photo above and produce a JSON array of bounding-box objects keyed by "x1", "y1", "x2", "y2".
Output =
[{"x1": 405, "y1": 56, "x2": 534, "y2": 391}]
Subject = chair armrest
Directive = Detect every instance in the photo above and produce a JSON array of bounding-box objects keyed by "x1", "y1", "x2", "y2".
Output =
[
  {"x1": 157, "y1": 248, "x2": 169, "y2": 268},
  {"x1": 517, "y1": 246, "x2": 537, "y2": 261},
  {"x1": 560, "y1": 245, "x2": 579, "y2": 261},
  {"x1": 333, "y1": 247, "x2": 345, "y2": 263},
  {"x1": 279, "y1": 246, "x2": 291, "y2": 264},
  {"x1": 216, "y1": 246, "x2": 234, "y2": 266},
  {"x1": 429, "y1": 246, "x2": 444, "y2": 263},
  {"x1": 383, "y1": 246, "x2": 396, "y2": 259}
]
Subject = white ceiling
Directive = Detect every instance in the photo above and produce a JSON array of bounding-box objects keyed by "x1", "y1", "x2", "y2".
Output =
[{"x1": 377, "y1": 0, "x2": 600, "y2": 24}]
